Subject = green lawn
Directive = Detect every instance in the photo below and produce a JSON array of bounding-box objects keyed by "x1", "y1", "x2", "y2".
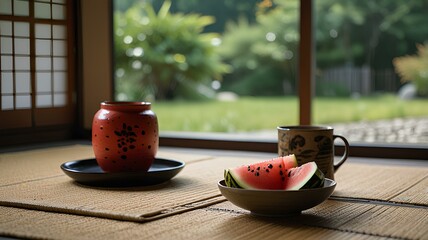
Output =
[{"x1": 151, "y1": 94, "x2": 428, "y2": 132}]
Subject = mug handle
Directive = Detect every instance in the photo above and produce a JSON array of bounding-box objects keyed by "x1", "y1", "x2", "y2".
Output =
[{"x1": 333, "y1": 135, "x2": 349, "y2": 172}]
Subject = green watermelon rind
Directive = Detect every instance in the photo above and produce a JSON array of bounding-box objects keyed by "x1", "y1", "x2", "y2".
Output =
[
  {"x1": 301, "y1": 167, "x2": 325, "y2": 189},
  {"x1": 224, "y1": 169, "x2": 242, "y2": 188},
  {"x1": 227, "y1": 168, "x2": 255, "y2": 189},
  {"x1": 285, "y1": 162, "x2": 325, "y2": 190}
]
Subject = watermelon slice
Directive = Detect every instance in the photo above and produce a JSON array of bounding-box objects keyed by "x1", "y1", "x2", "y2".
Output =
[
  {"x1": 283, "y1": 162, "x2": 325, "y2": 190},
  {"x1": 224, "y1": 155, "x2": 298, "y2": 190}
]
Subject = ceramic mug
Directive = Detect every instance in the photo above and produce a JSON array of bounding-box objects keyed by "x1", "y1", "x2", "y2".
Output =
[{"x1": 277, "y1": 126, "x2": 349, "y2": 180}]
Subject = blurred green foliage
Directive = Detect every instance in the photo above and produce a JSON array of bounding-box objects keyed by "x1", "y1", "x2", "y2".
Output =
[
  {"x1": 114, "y1": 1, "x2": 230, "y2": 100},
  {"x1": 218, "y1": 0, "x2": 299, "y2": 96},
  {"x1": 393, "y1": 43, "x2": 428, "y2": 96},
  {"x1": 114, "y1": 0, "x2": 428, "y2": 100}
]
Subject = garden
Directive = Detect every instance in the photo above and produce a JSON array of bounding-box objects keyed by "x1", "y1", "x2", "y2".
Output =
[{"x1": 113, "y1": 0, "x2": 428, "y2": 133}]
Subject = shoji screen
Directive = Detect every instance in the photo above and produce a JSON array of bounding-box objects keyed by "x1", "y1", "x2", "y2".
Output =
[{"x1": 0, "y1": 0, "x2": 74, "y2": 131}]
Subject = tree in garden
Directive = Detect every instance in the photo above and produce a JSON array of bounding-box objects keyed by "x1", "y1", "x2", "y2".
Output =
[
  {"x1": 114, "y1": 1, "x2": 229, "y2": 101},
  {"x1": 218, "y1": 0, "x2": 299, "y2": 96},
  {"x1": 316, "y1": 0, "x2": 428, "y2": 69},
  {"x1": 393, "y1": 43, "x2": 428, "y2": 97},
  {"x1": 218, "y1": 0, "x2": 428, "y2": 96}
]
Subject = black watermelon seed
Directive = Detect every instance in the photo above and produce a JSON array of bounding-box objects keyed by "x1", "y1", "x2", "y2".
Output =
[
  {"x1": 106, "y1": 135, "x2": 109, "y2": 138},
  {"x1": 256, "y1": 167, "x2": 260, "y2": 170},
  {"x1": 279, "y1": 164, "x2": 282, "y2": 168},
  {"x1": 118, "y1": 144, "x2": 122, "y2": 148},
  {"x1": 100, "y1": 127, "x2": 103, "y2": 130},
  {"x1": 288, "y1": 171, "x2": 292, "y2": 177},
  {"x1": 268, "y1": 164, "x2": 273, "y2": 169},
  {"x1": 251, "y1": 170, "x2": 254, "y2": 172},
  {"x1": 122, "y1": 147, "x2": 128, "y2": 152},
  {"x1": 247, "y1": 166, "x2": 251, "y2": 171},
  {"x1": 105, "y1": 148, "x2": 109, "y2": 151},
  {"x1": 266, "y1": 169, "x2": 270, "y2": 173},
  {"x1": 255, "y1": 172, "x2": 259, "y2": 176},
  {"x1": 141, "y1": 130, "x2": 146, "y2": 135},
  {"x1": 148, "y1": 145, "x2": 151, "y2": 149},
  {"x1": 279, "y1": 170, "x2": 283, "y2": 175},
  {"x1": 114, "y1": 131, "x2": 121, "y2": 136},
  {"x1": 121, "y1": 155, "x2": 127, "y2": 160}
]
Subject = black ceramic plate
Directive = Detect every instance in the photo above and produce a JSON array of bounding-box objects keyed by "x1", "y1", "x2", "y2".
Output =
[{"x1": 61, "y1": 158, "x2": 185, "y2": 187}]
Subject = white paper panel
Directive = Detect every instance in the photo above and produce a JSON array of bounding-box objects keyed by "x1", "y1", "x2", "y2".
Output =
[
  {"x1": 1, "y1": 37, "x2": 13, "y2": 54},
  {"x1": 36, "y1": 72, "x2": 52, "y2": 92},
  {"x1": 36, "y1": 57, "x2": 51, "y2": 70},
  {"x1": 1, "y1": 96, "x2": 14, "y2": 110},
  {"x1": 15, "y1": 72, "x2": 31, "y2": 93},
  {"x1": 14, "y1": 38, "x2": 30, "y2": 55},
  {"x1": 53, "y1": 93, "x2": 66, "y2": 107},
  {"x1": 35, "y1": 24, "x2": 51, "y2": 38},
  {"x1": 14, "y1": 22, "x2": 29, "y2": 37},
  {"x1": 14, "y1": 0, "x2": 29, "y2": 16},
  {"x1": 52, "y1": 40, "x2": 66, "y2": 56},
  {"x1": 36, "y1": 94, "x2": 52, "y2": 107},
  {"x1": 0, "y1": 0, "x2": 12, "y2": 15},
  {"x1": 1, "y1": 72, "x2": 13, "y2": 94},
  {"x1": 1, "y1": 56, "x2": 13, "y2": 70},
  {"x1": 0, "y1": 21, "x2": 12, "y2": 36},
  {"x1": 53, "y1": 25, "x2": 66, "y2": 39},
  {"x1": 14, "y1": 56, "x2": 30, "y2": 70},
  {"x1": 35, "y1": 2, "x2": 51, "y2": 19},
  {"x1": 15, "y1": 95, "x2": 31, "y2": 109},
  {"x1": 53, "y1": 57, "x2": 66, "y2": 71},
  {"x1": 53, "y1": 72, "x2": 66, "y2": 91},
  {"x1": 52, "y1": 4, "x2": 65, "y2": 20},
  {"x1": 36, "y1": 39, "x2": 51, "y2": 55}
]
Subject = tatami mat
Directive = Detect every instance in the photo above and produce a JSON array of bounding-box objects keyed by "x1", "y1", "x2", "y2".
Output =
[
  {"x1": 0, "y1": 145, "x2": 210, "y2": 187},
  {"x1": 332, "y1": 162, "x2": 428, "y2": 205},
  {"x1": 209, "y1": 200, "x2": 428, "y2": 240},
  {"x1": 1, "y1": 145, "x2": 427, "y2": 240},
  {"x1": 0, "y1": 159, "x2": 228, "y2": 221},
  {"x1": 0, "y1": 205, "x2": 380, "y2": 240}
]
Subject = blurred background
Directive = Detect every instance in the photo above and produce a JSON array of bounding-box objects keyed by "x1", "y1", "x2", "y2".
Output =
[{"x1": 112, "y1": 0, "x2": 428, "y2": 146}]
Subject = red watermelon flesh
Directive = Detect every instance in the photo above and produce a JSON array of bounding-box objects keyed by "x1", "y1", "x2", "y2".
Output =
[
  {"x1": 225, "y1": 155, "x2": 298, "y2": 190},
  {"x1": 283, "y1": 162, "x2": 325, "y2": 190}
]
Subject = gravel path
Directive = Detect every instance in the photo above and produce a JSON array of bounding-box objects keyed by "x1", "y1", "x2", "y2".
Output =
[
  {"x1": 332, "y1": 117, "x2": 428, "y2": 145},
  {"x1": 237, "y1": 117, "x2": 428, "y2": 145}
]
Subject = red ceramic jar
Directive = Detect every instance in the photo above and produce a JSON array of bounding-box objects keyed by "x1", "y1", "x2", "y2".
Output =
[{"x1": 92, "y1": 101, "x2": 158, "y2": 172}]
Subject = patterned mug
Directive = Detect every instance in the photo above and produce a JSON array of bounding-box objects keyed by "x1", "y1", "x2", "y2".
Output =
[{"x1": 277, "y1": 126, "x2": 349, "y2": 180}]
